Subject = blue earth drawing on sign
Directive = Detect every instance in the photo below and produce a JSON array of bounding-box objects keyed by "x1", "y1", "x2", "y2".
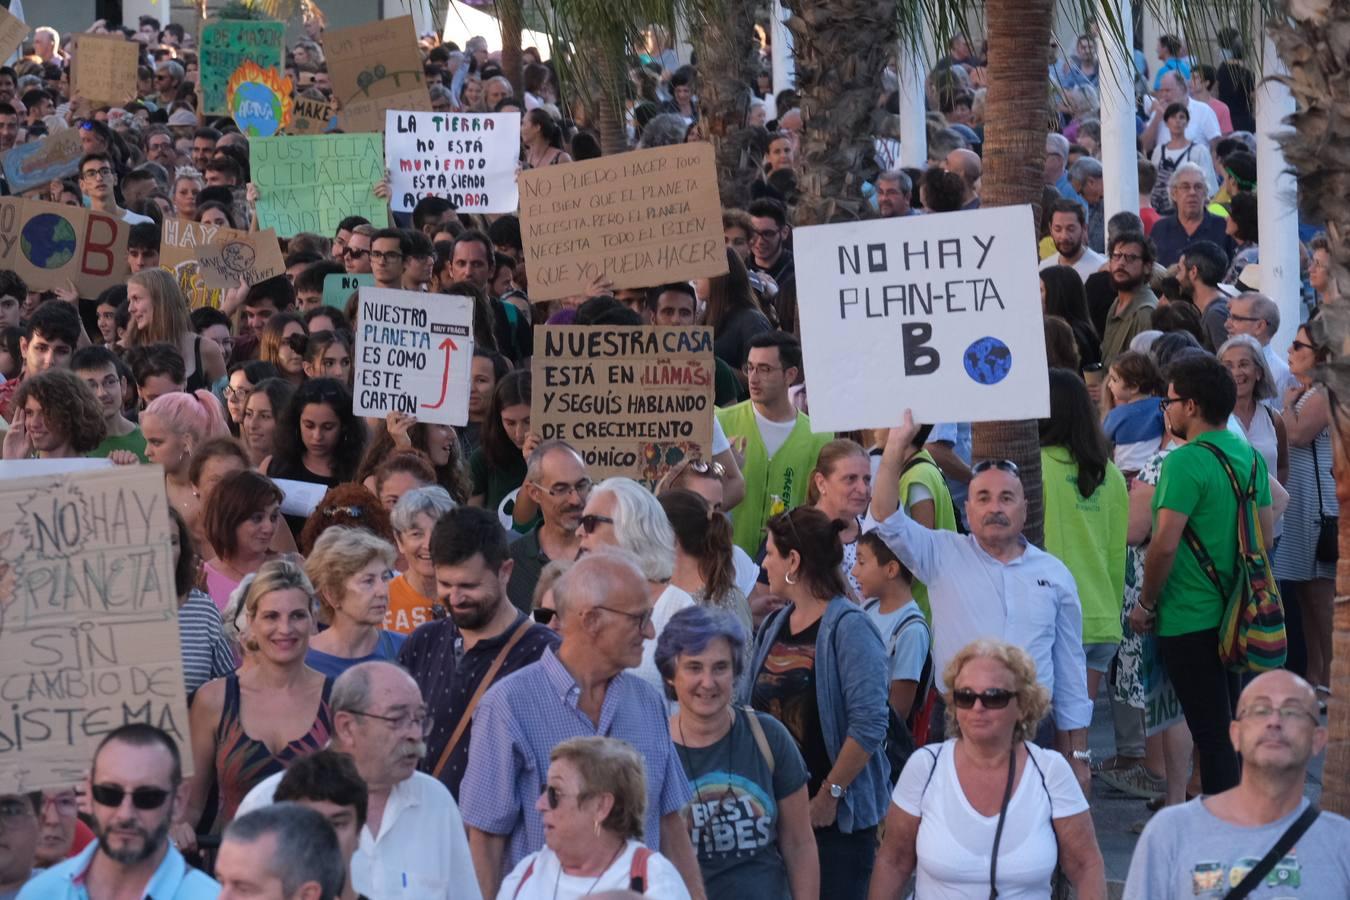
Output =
[
  {"x1": 20, "y1": 213, "x2": 77, "y2": 269},
  {"x1": 963, "y1": 336, "x2": 1012, "y2": 385}
]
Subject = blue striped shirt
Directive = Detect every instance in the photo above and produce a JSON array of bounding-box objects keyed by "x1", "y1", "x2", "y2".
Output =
[{"x1": 458, "y1": 647, "x2": 692, "y2": 873}]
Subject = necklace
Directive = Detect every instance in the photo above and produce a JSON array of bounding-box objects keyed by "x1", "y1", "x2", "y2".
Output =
[
  {"x1": 553, "y1": 838, "x2": 626, "y2": 899},
  {"x1": 676, "y1": 708, "x2": 738, "y2": 831}
]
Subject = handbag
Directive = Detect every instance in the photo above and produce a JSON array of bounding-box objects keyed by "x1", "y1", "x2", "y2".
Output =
[
  {"x1": 1312, "y1": 434, "x2": 1338, "y2": 564},
  {"x1": 1222, "y1": 804, "x2": 1320, "y2": 899}
]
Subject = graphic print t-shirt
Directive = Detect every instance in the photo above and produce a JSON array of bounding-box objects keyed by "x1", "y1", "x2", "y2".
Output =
[{"x1": 751, "y1": 618, "x2": 831, "y2": 796}]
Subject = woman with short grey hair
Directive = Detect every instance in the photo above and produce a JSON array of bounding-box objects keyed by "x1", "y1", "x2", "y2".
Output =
[{"x1": 389, "y1": 485, "x2": 456, "y2": 634}]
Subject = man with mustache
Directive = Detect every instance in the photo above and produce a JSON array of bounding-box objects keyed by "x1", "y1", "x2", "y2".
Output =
[
  {"x1": 237, "y1": 661, "x2": 480, "y2": 899},
  {"x1": 506, "y1": 441, "x2": 591, "y2": 612},
  {"x1": 872, "y1": 413, "x2": 1093, "y2": 793},
  {"x1": 1100, "y1": 230, "x2": 1160, "y2": 363}
]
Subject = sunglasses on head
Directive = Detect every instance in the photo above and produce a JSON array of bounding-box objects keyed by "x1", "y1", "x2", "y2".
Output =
[
  {"x1": 951, "y1": 687, "x2": 1016, "y2": 710},
  {"x1": 580, "y1": 514, "x2": 614, "y2": 534},
  {"x1": 90, "y1": 783, "x2": 172, "y2": 810},
  {"x1": 971, "y1": 458, "x2": 1020, "y2": 478}
]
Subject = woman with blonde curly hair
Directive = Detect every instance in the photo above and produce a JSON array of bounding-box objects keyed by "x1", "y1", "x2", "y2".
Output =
[
  {"x1": 2, "y1": 368, "x2": 107, "y2": 459},
  {"x1": 174, "y1": 558, "x2": 333, "y2": 851},
  {"x1": 869, "y1": 639, "x2": 1106, "y2": 899},
  {"x1": 303, "y1": 526, "x2": 406, "y2": 678},
  {"x1": 124, "y1": 267, "x2": 225, "y2": 390},
  {"x1": 141, "y1": 389, "x2": 230, "y2": 535}
]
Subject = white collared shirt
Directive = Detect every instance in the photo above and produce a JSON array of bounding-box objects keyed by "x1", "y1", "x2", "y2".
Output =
[
  {"x1": 875, "y1": 505, "x2": 1093, "y2": 730},
  {"x1": 238, "y1": 770, "x2": 481, "y2": 900}
]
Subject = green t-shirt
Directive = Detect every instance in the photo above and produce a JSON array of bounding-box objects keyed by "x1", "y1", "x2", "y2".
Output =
[
  {"x1": 896, "y1": 450, "x2": 959, "y2": 621},
  {"x1": 88, "y1": 427, "x2": 148, "y2": 461},
  {"x1": 468, "y1": 446, "x2": 527, "y2": 513},
  {"x1": 1153, "y1": 429, "x2": 1271, "y2": 637},
  {"x1": 1041, "y1": 446, "x2": 1129, "y2": 645}
]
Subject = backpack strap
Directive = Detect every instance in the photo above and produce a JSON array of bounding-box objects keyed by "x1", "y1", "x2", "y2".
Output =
[
  {"x1": 511, "y1": 858, "x2": 537, "y2": 899},
  {"x1": 741, "y1": 707, "x2": 775, "y2": 775},
  {"x1": 918, "y1": 744, "x2": 944, "y2": 807},
  {"x1": 628, "y1": 846, "x2": 654, "y2": 893},
  {"x1": 1179, "y1": 441, "x2": 1259, "y2": 597}
]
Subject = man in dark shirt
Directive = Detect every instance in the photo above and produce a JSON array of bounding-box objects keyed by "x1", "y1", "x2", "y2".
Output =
[
  {"x1": 1149, "y1": 161, "x2": 1234, "y2": 267},
  {"x1": 507, "y1": 440, "x2": 589, "y2": 612},
  {"x1": 398, "y1": 506, "x2": 558, "y2": 798}
]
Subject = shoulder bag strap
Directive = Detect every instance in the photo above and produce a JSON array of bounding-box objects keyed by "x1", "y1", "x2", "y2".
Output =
[
  {"x1": 741, "y1": 707, "x2": 775, "y2": 775},
  {"x1": 431, "y1": 616, "x2": 533, "y2": 780},
  {"x1": 1312, "y1": 425, "x2": 1329, "y2": 521},
  {"x1": 988, "y1": 747, "x2": 1018, "y2": 900},
  {"x1": 1180, "y1": 440, "x2": 1250, "y2": 595},
  {"x1": 511, "y1": 858, "x2": 537, "y2": 899},
  {"x1": 628, "y1": 846, "x2": 654, "y2": 893},
  {"x1": 1223, "y1": 805, "x2": 1320, "y2": 900}
]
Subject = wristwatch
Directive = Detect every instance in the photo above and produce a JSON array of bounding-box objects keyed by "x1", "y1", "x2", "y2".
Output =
[
  {"x1": 828, "y1": 782, "x2": 847, "y2": 799},
  {"x1": 1070, "y1": 750, "x2": 1091, "y2": 764}
]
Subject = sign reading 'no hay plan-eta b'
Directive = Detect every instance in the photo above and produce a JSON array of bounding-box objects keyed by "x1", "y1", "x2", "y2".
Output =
[{"x1": 796, "y1": 205, "x2": 1049, "y2": 431}]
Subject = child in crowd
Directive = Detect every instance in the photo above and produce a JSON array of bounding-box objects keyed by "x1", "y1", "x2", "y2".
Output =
[{"x1": 1102, "y1": 350, "x2": 1167, "y2": 480}]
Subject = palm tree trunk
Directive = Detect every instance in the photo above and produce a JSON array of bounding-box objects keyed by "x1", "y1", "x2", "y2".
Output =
[
  {"x1": 497, "y1": 2, "x2": 526, "y2": 100},
  {"x1": 968, "y1": 0, "x2": 1056, "y2": 544},
  {"x1": 593, "y1": 52, "x2": 630, "y2": 155},
  {"x1": 687, "y1": 0, "x2": 760, "y2": 202}
]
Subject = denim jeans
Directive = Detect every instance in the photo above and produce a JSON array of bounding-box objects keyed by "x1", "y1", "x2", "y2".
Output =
[
  {"x1": 1157, "y1": 628, "x2": 1241, "y2": 793},
  {"x1": 814, "y1": 823, "x2": 877, "y2": 900}
]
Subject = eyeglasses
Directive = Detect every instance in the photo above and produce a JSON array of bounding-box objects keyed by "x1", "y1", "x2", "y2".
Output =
[
  {"x1": 1109, "y1": 251, "x2": 1143, "y2": 263},
  {"x1": 540, "y1": 784, "x2": 585, "y2": 809},
  {"x1": 594, "y1": 604, "x2": 653, "y2": 629},
  {"x1": 1291, "y1": 340, "x2": 1317, "y2": 352},
  {"x1": 539, "y1": 478, "x2": 592, "y2": 499},
  {"x1": 370, "y1": 250, "x2": 404, "y2": 263},
  {"x1": 0, "y1": 797, "x2": 35, "y2": 821},
  {"x1": 750, "y1": 229, "x2": 779, "y2": 242},
  {"x1": 971, "y1": 459, "x2": 1020, "y2": 477},
  {"x1": 1236, "y1": 704, "x2": 1320, "y2": 726},
  {"x1": 283, "y1": 333, "x2": 309, "y2": 354},
  {"x1": 42, "y1": 793, "x2": 79, "y2": 815},
  {"x1": 90, "y1": 783, "x2": 173, "y2": 810},
  {"x1": 743, "y1": 363, "x2": 784, "y2": 377},
  {"x1": 1173, "y1": 182, "x2": 1208, "y2": 193},
  {"x1": 951, "y1": 687, "x2": 1016, "y2": 710},
  {"x1": 347, "y1": 708, "x2": 433, "y2": 737},
  {"x1": 81, "y1": 167, "x2": 114, "y2": 179},
  {"x1": 532, "y1": 607, "x2": 556, "y2": 625},
  {"x1": 1227, "y1": 312, "x2": 1265, "y2": 324},
  {"x1": 1158, "y1": 396, "x2": 1190, "y2": 411},
  {"x1": 580, "y1": 513, "x2": 614, "y2": 534}
]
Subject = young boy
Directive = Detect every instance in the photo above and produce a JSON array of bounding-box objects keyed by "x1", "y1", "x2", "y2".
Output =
[{"x1": 72, "y1": 345, "x2": 148, "y2": 461}]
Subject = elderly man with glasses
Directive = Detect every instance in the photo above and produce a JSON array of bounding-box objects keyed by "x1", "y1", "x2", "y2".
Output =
[
  {"x1": 872, "y1": 413, "x2": 1093, "y2": 793},
  {"x1": 507, "y1": 440, "x2": 591, "y2": 612}
]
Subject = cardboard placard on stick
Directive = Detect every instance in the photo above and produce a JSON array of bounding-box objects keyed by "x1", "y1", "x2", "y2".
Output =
[
  {"x1": 518, "y1": 144, "x2": 727, "y2": 302},
  {"x1": 0, "y1": 7, "x2": 29, "y2": 66},
  {"x1": 0, "y1": 196, "x2": 128, "y2": 297},
  {"x1": 353, "y1": 287, "x2": 474, "y2": 426},
  {"x1": 530, "y1": 326, "x2": 715, "y2": 486},
  {"x1": 327, "y1": 16, "x2": 430, "y2": 133},
  {"x1": 159, "y1": 218, "x2": 224, "y2": 309},
  {"x1": 795, "y1": 205, "x2": 1050, "y2": 431},
  {"x1": 71, "y1": 34, "x2": 138, "y2": 107},
  {"x1": 195, "y1": 227, "x2": 285, "y2": 288},
  {"x1": 384, "y1": 110, "x2": 520, "y2": 214},
  {"x1": 322, "y1": 272, "x2": 373, "y2": 309},
  {"x1": 0, "y1": 466, "x2": 192, "y2": 793},
  {"x1": 252, "y1": 134, "x2": 386, "y2": 238},
  {"x1": 199, "y1": 19, "x2": 286, "y2": 116},
  {"x1": 288, "y1": 95, "x2": 334, "y2": 135},
  {"x1": 1, "y1": 128, "x2": 82, "y2": 195}
]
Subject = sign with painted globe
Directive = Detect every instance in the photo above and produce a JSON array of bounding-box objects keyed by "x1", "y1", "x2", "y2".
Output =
[
  {"x1": 0, "y1": 197, "x2": 129, "y2": 296},
  {"x1": 20, "y1": 213, "x2": 78, "y2": 270}
]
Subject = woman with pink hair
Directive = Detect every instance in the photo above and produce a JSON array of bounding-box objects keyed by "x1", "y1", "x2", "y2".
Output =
[{"x1": 142, "y1": 389, "x2": 231, "y2": 539}]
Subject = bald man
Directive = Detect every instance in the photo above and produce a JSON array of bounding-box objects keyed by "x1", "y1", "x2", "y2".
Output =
[
  {"x1": 944, "y1": 148, "x2": 982, "y2": 210},
  {"x1": 1125, "y1": 671, "x2": 1350, "y2": 897}
]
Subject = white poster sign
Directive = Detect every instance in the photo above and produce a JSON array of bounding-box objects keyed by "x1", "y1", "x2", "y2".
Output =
[
  {"x1": 796, "y1": 205, "x2": 1049, "y2": 430},
  {"x1": 384, "y1": 110, "x2": 520, "y2": 214},
  {"x1": 354, "y1": 287, "x2": 474, "y2": 426}
]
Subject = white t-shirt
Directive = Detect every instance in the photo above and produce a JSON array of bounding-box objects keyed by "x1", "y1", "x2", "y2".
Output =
[
  {"x1": 753, "y1": 406, "x2": 797, "y2": 458},
  {"x1": 633, "y1": 583, "x2": 695, "y2": 709},
  {"x1": 711, "y1": 415, "x2": 730, "y2": 454},
  {"x1": 864, "y1": 599, "x2": 929, "y2": 682},
  {"x1": 894, "y1": 740, "x2": 1088, "y2": 899},
  {"x1": 498, "y1": 839, "x2": 691, "y2": 900},
  {"x1": 1038, "y1": 246, "x2": 1106, "y2": 285}
]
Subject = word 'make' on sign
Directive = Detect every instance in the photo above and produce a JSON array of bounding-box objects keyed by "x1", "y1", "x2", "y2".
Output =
[
  {"x1": 518, "y1": 143, "x2": 727, "y2": 302},
  {"x1": 385, "y1": 111, "x2": 520, "y2": 214},
  {"x1": 531, "y1": 326, "x2": 715, "y2": 486},
  {"x1": 796, "y1": 205, "x2": 1049, "y2": 431},
  {"x1": 0, "y1": 465, "x2": 192, "y2": 792},
  {"x1": 0, "y1": 197, "x2": 128, "y2": 297},
  {"x1": 252, "y1": 134, "x2": 386, "y2": 238},
  {"x1": 353, "y1": 287, "x2": 474, "y2": 426}
]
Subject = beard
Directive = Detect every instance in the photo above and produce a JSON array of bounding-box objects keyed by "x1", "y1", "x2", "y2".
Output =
[
  {"x1": 1112, "y1": 269, "x2": 1147, "y2": 292},
  {"x1": 95, "y1": 816, "x2": 169, "y2": 865},
  {"x1": 448, "y1": 596, "x2": 498, "y2": 631},
  {"x1": 1168, "y1": 419, "x2": 1187, "y2": 440},
  {"x1": 1054, "y1": 238, "x2": 1083, "y2": 259}
]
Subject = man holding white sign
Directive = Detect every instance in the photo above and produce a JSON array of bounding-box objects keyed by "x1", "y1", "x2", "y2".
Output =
[
  {"x1": 354, "y1": 287, "x2": 474, "y2": 426},
  {"x1": 795, "y1": 205, "x2": 1049, "y2": 432}
]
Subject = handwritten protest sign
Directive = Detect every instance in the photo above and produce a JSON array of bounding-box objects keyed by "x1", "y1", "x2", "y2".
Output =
[
  {"x1": 0, "y1": 197, "x2": 127, "y2": 297},
  {"x1": 196, "y1": 227, "x2": 285, "y2": 289},
  {"x1": 384, "y1": 110, "x2": 519, "y2": 214},
  {"x1": 252, "y1": 134, "x2": 386, "y2": 238},
  {"x1": 159, "y1": 218, "x2": 224, "y2": 309},
  {"x1": 328, "y1": 17, "x2": 430, "y2": 133},
  {"x1": 519, "y1": 144, "x2": 727, "y2": 302},
  {"x1": 1, "y1": 128, "x2": 82, "y2": 195},
  {"x1": 323, "y1": 272, "x2": 374, "y2": 309},
  {"x1": 71, "y1": 34, "x2": 138, "y2": 107},
  {"x1": 200, "y1": 19, "x2": 286, "y2": 115},
  {"x1": 531, "y1": 326, "x2": 715, "y2": 485},
  {"x1": 227, "y1": 61, "x2": 293, "y2": 137},
  {"x1": 795, "y1": 205, "x2": 1049, "y2": 430},
  {"x1": 288, "y1": 94, "x2": 334, "y2": 135},
  {"x1": 0, "y1": 6, "x2": 28, "y2": 62},
  {"x1": 354, "y1": 287, "x2": 474, "y2": 425},
  {"x1": 0, "y1": 466, "x2": 192, "y2": 792}
]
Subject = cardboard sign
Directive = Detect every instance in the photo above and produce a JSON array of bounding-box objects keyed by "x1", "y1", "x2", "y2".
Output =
[
  {"x1": 322, "y1": 272, "x2": 374, "y2": 309},
  {"x1": 531, "y1": 326, "x2": 715, "y2": 485},
  {"x1": 0, "y1": 466, "x2": 192, "y2": 792},
  {"x1": 1, "y1": 128, "x2": 82, "y2": 195},
  {"x1": 0, "y1": 197, "x2": 128, "y2": 297},
  {"x1": 288, "y1": 94, "x2": 335, "y2": 135},
  {"x1": 519, "y1": 143, "x2": 727, "y2": 302},
  {"x1": 200, "y1": 19, "x2": 286, "y2": 116},
  {"x1": 0, "y1": 7, "x2": 29, "y2": 67},
  {"x1": 226, "y1": 61, "x2": 293, "y2": 137},
  {"x1": 353, "y1": 287, "x2": 474, "y2": 425},
  {"x1": 160, "y1": 218, "x2": 225, "y2": 309},
  {"x1": 795, "y1": 205, "x2": 1050, "y2": 430},
  {"x1": 384, "y1": 110, "x2": 520, "y2": 214},
  {"x1": 195, "y1": 227, "x2": 286, "y2": 288},
  {"x1": 71, "y1": 34, "x2": 138, "y2": 107},
  {"x1": 252, "y1": 134, "x2": 386, "y2": 238},
  {"x1": 327, "y1": 16, "x2": 430, "y2": 133}
]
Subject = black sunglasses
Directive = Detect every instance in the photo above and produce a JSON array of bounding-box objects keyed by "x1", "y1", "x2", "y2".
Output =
[
  {"x1": 951, "y1": 688, "x2": 1016, "y2": 710},
  {"x1": 540, "y1": 784, "x2": 583, "y2": 809},
  {"x1": 90, "y1": 783, "x2": 172, "y2": 810},
  {"x1": 580, "y1": 514, "x2": 614, "y2": 534},
  {"x1": 971, "y1": 459, "x2": 1020, "y2": 477},
  {"x1": 532, "y1": 607, "x2": 556, "y2": 625}
]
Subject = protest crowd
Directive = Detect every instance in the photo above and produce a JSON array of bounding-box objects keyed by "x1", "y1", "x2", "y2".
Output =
[{"x1": 1, "y1": 7, "x2": 1349, "y2": 900}]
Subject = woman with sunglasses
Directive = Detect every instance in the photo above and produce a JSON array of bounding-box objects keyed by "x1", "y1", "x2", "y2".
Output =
[
  {"x1": 530, "y1": 559, "x2": 572, "y2": 631},
  {"x1": 500, "y1": 735, "x2": 691, "y2": 899},
  {"x1": 870, "y1": 639, "x2": 1105, "y2": 899},
  {"x1": 657, "y1": 605, "x2": 819, "y2": 899},
  {"x1": 303, "y1": 526, "x2": 407, "y2": 678},
  {"x1": 124, "y1": 268, "x2": 226, "y2": 393},
  {"x1": 744, "y1": 506, "x2": 890, "y2": 900},
  {"x1": 175, "y1": 559, "x2": 334, "y2": 852},
  {"x1": 257, "y1": 312, "x2": 308, "y2": 387}
]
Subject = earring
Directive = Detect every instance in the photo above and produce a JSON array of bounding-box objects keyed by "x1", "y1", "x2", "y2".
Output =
[
  {"x1": 593, "y1": 818, "x2": 601, "y2": 836},
  {"x1": 785, "y1": 571, "x2": 797, "y2": 585}
]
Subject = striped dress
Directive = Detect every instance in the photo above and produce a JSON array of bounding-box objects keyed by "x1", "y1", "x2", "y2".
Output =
[{"x1": 1273, "y1": 389, "x2": 1337, "y2": 582}]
